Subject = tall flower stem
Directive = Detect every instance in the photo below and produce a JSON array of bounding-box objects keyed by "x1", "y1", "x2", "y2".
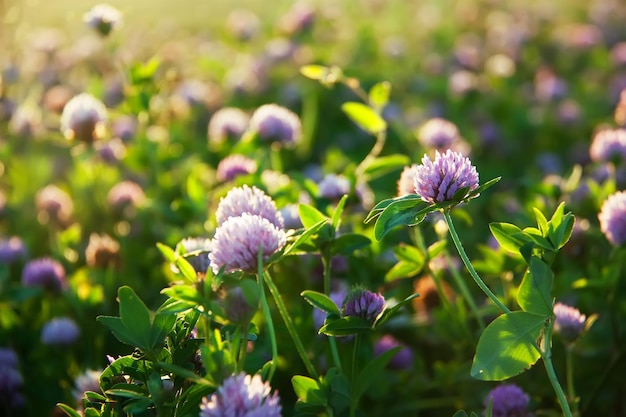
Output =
[
  {"x1": 258, "y1": 250, "x2": 278, "y2": 381},
  {"x1": 541, "y1": 323, "x2": 574, "y2": 417},
  {"x1": 443, "y1": 248, "x2": 485, "y2": 332},
  {"x1": 263, "y1": 271, "x2": 319, "y2": 379},
  {"x1": 443, "y1": 210, "x2": 510, "y2": 314},
  {"x1": 349, "y1": 333, "x2": 361, "y2": 417},
  {"x1": 355, "y1": 129, "x2": 386, "y2": 181},
  {"x1": 565, "y1": 344, "x2": 580, "y2": 417},
  {"x1": 322, "y1": 253, "x2": 343, "y2": 372}
]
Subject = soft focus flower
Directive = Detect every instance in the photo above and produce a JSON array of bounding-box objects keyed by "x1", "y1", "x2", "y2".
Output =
[
  {"x1": 225, "y1": 9, "x2": 261, "y2": 41},
  {"x1": 60, "y1": 93, "x2": 108, "y2": 142},
  {"x1": 417, "y1": 118, "x2": 460, "y2": 150},
  {"x1": 208, "y1": 107, "x2": 249, "y2": 145},
  {"x1": 0, "y1": 347, "x2": 24, "y2": 410},
  {"x1": 209, "y1": 213, "x2": 286, "y2": 274},
  {"x1": 199, "y1": 373, "x2": 281, "y2": 417},
  {"x1": 83, "y1": 4, "x2": 122, "y2": 36},
  {"x1": 216, "y1": 154, "x2": 257, "y2": 182},
  {"x1": 249, "y1": 104, "x2": 302, "y2": 146},
  {"x1": 412, "y1": 275, "x2": 456, "y2": 323},
  {"x1": 0, "y1": 348, "x2": 18, "y2": 368},
  {"x1": 318, "y1": 174, "x2": 350, "y2": 200},
  {"x1": 342, "y1": 287, "x2": 385, "y2": 324},
  {"x1": 279, "y1": 204, "x2": 302, "y2": 229},
  {"x1": 215, "y1": 185, "x2": 283, "y2": 229},
  {"x1": 483, "y1": 383, "x2": 530, "y2": 417},
  {"x1": 397, "y1": 164, "x2": 419, "y2": 197},
  {"x1": 95, "y1": 138, "x2": 127, "y2": 164},
  {"x1": 598, "y1": 191, "x2": 626, "y2": 246},
  {"x1": 414, "y1": 149, "x2": 479, "y2": 205},
  {"x1": 107, "y1": 180, "x2": 145, "y2": 215},
  {"x1": 85, "y1": 233, "x2": 121, "y2": 269},
  {"x1": 373, "y1": 335, "x2": 414, "y2": 370},
  {"x1": 278, "y1": 1, "x2": 315, "y2": 36},
  {"x1": 22, "y1": 257, "x2": 66, "y2": 292},
  {"x1": 589, "y1": 128, "x2": 626, "y2": 163},
  {"x1": 553, "y1": 302, "x2": 587, "y2": 342},
  {"x1": 0, "y1": 237, "x2": 26, "y2": 264},
  {"x1": 35, "y1": 184, "x2": 74, "y2": 226},
  {"x1": 72, "y1": 369, "x2": 103, "y2": 406},
  {"x1": 223, "y1": 285, "x2": 257, "y2": 325},
  {"x1": 41, "y1": 317, "x2": 80, "y2": 345},
  {"x1": 175, "y1": 237, "x2": 212, "y2": 276}
]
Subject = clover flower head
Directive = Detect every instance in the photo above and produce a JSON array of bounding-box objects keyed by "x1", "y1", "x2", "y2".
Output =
[
  {"x1": 589, "y1": 128, "x2": 626, "y2": 163},
  {"x1": 35, "y1": 184, "x2": 74, "y2": 225},
  {"x1": 0, "y1": 348, "x2": 18, "y2": 369},
  {"x1": 209, "y1": 213, "x2": 286, "y2": 274},
  {"x1": 22, "y1": 257, "x2": 66, "y2": 292},
  {"x1": 41, "y1": 317, "x2": 80, "y2": 345},
  {"x1": 553, "y1": 302, "x2": 587, "y2": 342},
  {"x1": 414, "y1": 149, "x2": 479, "y2": 204},
  {"x1": 84, "y1": 4, "x2": 122, "y2": 36},
  {"x1": 216, "y1": 185, "x2": 283, "y2": 229},
  {"x1": 249, "y1": 103, "x2": 301, "y2": 146},
  {"x1": 397, "y1": 164, "x2": 419, "y2": 197},
  {"x1": 342, "y1": 287, "x2": 385, "y2": 324},
  {"x1": 598, "y1": 191, "x2": 626, "y2": 246},
  {"x1": 216, "y1": 154, "x2": 258, "y2": 182},
  {"x1": 199, "y1": 373, "x2": 281, "y2": 417},
  {"x1": 373, "y1": 335, "x2": 414, "y2": 370},
  {"x1": 224, "y1": 286, "x2": 257, "y2": 325},
  {"x1": 484, "y1": 383, "x2": 530, "y2": 417},
  {"x1": 176, "y1": 237, "x2": 212, "y2": 275},
  {"x1": 85, "y1": 234, "x2": 121, "y2": 269},
  {"x1": 318, "y1": 174, "x2": 350, "y2": 200},
  {"x1": 107, "y1": 180, "x2": 146, "y2": 214},
  {"x1": 72, "y1": 369, "x2": 103, "y2": 405},
  {"x1": 0, "y1": 237, "x2": 26, "y2": 264},
  {"x1": 417, "y1": 118, "x2": 460, "y2": 150},
  {"x1": 60, "y1": 93, "x2": 108, "y2": 142},
  {"x1": 279, "y1": 204, "x2": 302, "y2": 229}
]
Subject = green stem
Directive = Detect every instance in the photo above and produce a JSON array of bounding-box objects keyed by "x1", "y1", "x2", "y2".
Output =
[
  {"x1": 541, "y1": 323, "x2": 574, "y2": 417},
  {"x1": 258, "y1": 250, "x2": 278, "y2": 381},
  {"x1": 322, "y1": 253, "x2": 343, "y2": 372},
  {"x1": 565, "y1": 344, "x2": 579, "y2": 417},
  {"x1": 443, "y1": 247, "x2": 485, "y2": 332},
  {"x1": 355, "y1": 129, "x2": 387, "y2": 181},
  {"x1": 443, "y1": 211, "x2": 510, "y2": 314},
  {"x1": 349, "y1": 333, "x2": 361, "y2": 417},
  {"x1": 263, "y1": 271, "x2": 318, "y2": 379}
]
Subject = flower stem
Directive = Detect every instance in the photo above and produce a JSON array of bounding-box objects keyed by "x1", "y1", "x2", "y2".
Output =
[
  {"x1": 443, "y1": 210, "x2": 510, "y2": 314},
  {"x1": 322, "y1": 253, "x2": 343, "y2": 373},
  {"x1": 443, "y1": 247, "x2": 485, "y2": 332},
  {"x1": 541, "y1": 323, "x2": 574, "y2": 417},
  {"x1": 258, "y1": 249, "x2": 278, "y2": 381},
  {"x1": 565, "y1": 344, "x2": 580, "y2": 417},
  {"x1": 263, "y1": 271, "x2": 319, "y2": 379},
  {"x1": 355, "y1": 129, "x2": 386, "y2": 181},
  {"x1": 349, "y1": 333, "x2": 361, "y2": 417}
]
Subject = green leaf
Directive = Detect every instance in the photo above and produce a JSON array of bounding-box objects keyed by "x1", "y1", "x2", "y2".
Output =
[
  {"x1": 331, "y1": 195, "x2": 348, "y2": 229},
  {"x1": 319, "y1": 316, "x2": 372, "y2": 336},
  {"x1": 283, "y1": 219, "x2": 328, "y2": 256},
  {"x1": 56, "y1": 403, "x2": 82, "y2": 417},
  {"x1": 298, "y1": 203, "x2": 328, "y2": 229},
  {"x1": 375, "y1": 293, "x2": 420, "y2": 327},
  {"x1": 465, "y1": 177, "x2": 501, "y2": 200},
  {"x1": 83, "y1": 408, "x2": 100, "y2": 417},
  {"x1": 374, "y1": 199, "x2": 432, "y2": 240},
  {"x1": 354, "y1": 347, "x2": 401, "y2": 400},
  {"x1": 471, "y1": 312, "x2": 545, "y2": 380},
  {"x1": 341, "y1": 102, "x2": 387, "y2": 135},
  {"x1": 150, "y1": 312, "x2": 176, "y2": 349},
  {"x1": 300, "y1": 65, "x2": 343, "y2": 85},
  {"x1": 548, "y1": 204, "x2": 575, "y2": 250},
  {"x1": 384, "y1": 261, "x2": 423, "y2": 282},
  {"x1": 533, "y1": 207, "x2": 549, "y2": 236},
  {"x1": 363, "y1": 154, "x2": 410, "y2": 180},
  {"x1": 118, "y1": 286, "x2": 152, "y2": 350},
  {"x1": 156, "y1": 362, "x2": 214, "y2": 385},
  {"x1": 161, "y1": 285, "x2": 203, "y2": 304},
  {"x1": 427, "y1": 240, "x2": 447, "y2": 259},
  {"x1": 517, "y1": 257, "x2": 553, "y2": 316},
  {"x1": 301, "y1": 290, "x2": 341, "y2": 316},
  {"x1": 122, "y1": 399, "x2": 152, "y2": 414},
  {"x1": 156, "y1": 242, "x2": 176, "y2": 263},
  {"x1": 129, "y1": 57, "x2": 160, "y2": 84},
  {"x1": 331, "y1": 233, "x2": 371, "y2": 255},
  {"x1": 364, "y1": 197, "x2": 398, "y2": 224},
  {"x1": 393, "y1": 243, "x2": 425, "y2": 264},
  {"x1": 489, "y1": 223, "x2": 533, "y2": 254},
  {"x1": 368, "y1": 81, "x2": 391, "y2": 112},
  {"x1": 175, "y1": 256, "x2": 199, "y2": 282},
  {"x1": 452, "y1": 411, "x2": 469, "y2": 417},
  {"x1": 521, "y1": 227, "x2": 555, "y2": 251},
  {"x1": 97, "y1": 316, "x2": 142, "y2": 347},
  {"x1": 292, "y1": 375, "x2": 327, "y2": 406},
  {"x1": 106, "y1": 383, "x2": 150, "y2": 401}
]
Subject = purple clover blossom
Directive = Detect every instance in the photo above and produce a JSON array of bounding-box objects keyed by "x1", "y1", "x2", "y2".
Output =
[
  {"x1": 483, "y1": 383, "x2": 530, "y2": 417},
  {"x1": 397, "y1": 164, "x2": 418, "y2": 197},
  {"x1": 41, "y1": 317, "x2": 80, "y2": 345},
  {"x1": 317, "y1": 174, "x2": 350, "y2": 200},
  {"x1": 215, "y1": 185, "x2": 283, "y2": 229},
  {"x1": 0, "y1": 348, "x2": 18, "y2": 368},
  {"x1": 417, "y1": 117, "x2": 460, "y2": 150},
  {"x1": 589, "y1": 128, "x2": 626, "y2": 163},
  {"x1": 22, "y1": 257, "x2": 66, "y2": 293},
  {"x1": 216, "y1": 154, "x2": 258, "y2": 183},
  {"x1": 83, "y1": 4, "x2": 122, "y2": 36},
  {"x1": 373, "y1": 335, "x2": 414, "y2": 370},
  {"x1": 35, "y1": 184, "x2": 74, "y2": 226},
  {"x1": 414, "y1": 149, "x2": 479, "y2": 205},
  {"x1": 249, "y1": 103, "x2": 302, "y2": 146},
  {"x1": 72, "y1": 369, "x2": 103, "y2": 406},
  {"x1": 598, "y1": 191, "x2": 626, "y2": 246},
  {"x1": 60, "y1": 93, "x2": 108, "y2": 143},
  {"x1": 175, "y1": 237, "x2": 212, "y2": 276},
  {"x1": 553, "y1": 302, "x2": 587, "y2": 342},
  {"x1": 199, "y1": 372, "x2": 281, "y2": 417},
  {"x1": 342, "y1": 287, "x2": 385, "y2": 324},
  {"x1": 0, "y1": 237, "x2": 26, "y2": 264},
  {"x1": 107, "y1": 180, "x2": 146, "y2": 214},
  {"x1": 223, "y1": 286, "x2": 257, "y2": 325},
  {"x1": 209, "y1": 213, "x2": 286, "y2": 274}
]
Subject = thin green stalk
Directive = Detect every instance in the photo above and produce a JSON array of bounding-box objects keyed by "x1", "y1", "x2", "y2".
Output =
[
  {"x1": 541, "y1": 323, "x2": 573, "y2": 417},
  {"x1": 349, "y1": 333, "x2": 361, "y2": 417},
  {"x1": 355, "y1": 129, "x2": 387, "y2": 180},
  {"x1": 565, "y1": 344, "x2": 579, "y2": 417},
  {"x1": 322, "y1": 254, "x2": 343, "y2": 372},
  {"x1": 263, "y1": 271, "x2": 318, "y2": 379},
  {"x1": 443, "y1": 211, "x2": 510, "y2": 314},
  {"x1": 443, "y1": 247, "x2": 485, "y2": 332},
  {"x1": 258, "y1": 250, "x2": 278, "y2": 381}
]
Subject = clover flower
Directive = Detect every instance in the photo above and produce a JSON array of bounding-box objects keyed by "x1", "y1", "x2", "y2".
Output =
[
  {"x1": 84, "y1": 4, "x2": 122, "y2": 36},
  {"x1": 215, "y1": 185, "x2": 283, "y2": 229},
  {"x1": 417, "y1": 118, "x2": 460, "y2": 150},
  {"x1": 85, "y1": 233, "x2": 120, "y2": 269},
  {"x1": 175, "y1": 237, "x2": 212, "y2": 276},
  {"x1": 249, "y1": 103, "x2": 301, "y2": 146},
  {"x1": 72, "y1": 369, "x2": 103, "y2": 406},
  {"x1": 107, "y1": 180, "x2": 146, "y2": 216},
  {"x1": 342, "y1": 287, "x2": 385, "y2": 324},
  {"x1": 41, "y1": 317, "x2": 80, "y2": 345},
  {"x1": 483, "y1": 383, "x2": 530, "y2": 417},
  {"x1": 200, "y1": 373, "x2": 281, "y2": 417},
  {"x1": 589, "y1": 128, "x2": 626, "y2": 163},
  {"x1": 373, "y1": 335, "x2": 414, "y2": 370},
  {"x1": 553, "y1": 302, "x2": 587, "y2": 342},
  {"x1": 0, "y1": 347, "x2": 24, "y2": 410},
  {"x1": 0, "y1": 237, "x2": 26, "y2": 264},
  {"x1": 397, "y1": 164, "x2": 419, "y2": 197},
  {"x1": 414, "y1": 149, "x2": 479, "y2": 205},
  {"x1": 0, "y1": 348, "x2": 18, "y2": 368},
  {"x1": 209, "y1": 213, "x2": 286, "y2": 274},
  {"x1": 22, "y1": 257, "x2": 66, "y2": 293},
  {"x1": 223, "y1": 286, "x2": 257, "y2": 325},
  {"x1": 216, "y1": 154, "x2": 257, "y2": 182},
  {"x1": 60, "y1": 93, "x2": 108, "y2": 143},
  {"x1": 35, "y1": 184, "x2": 74, "y2": 226},
  {"x1": 208, "y1": 108, "x2": 250, "y2": 145},
  {"x1": 317, "y1": 174, "x2": 350, "y2": 200},
  {"x1": 598, "y1": 191, "x2": 626, "y2": 246}
]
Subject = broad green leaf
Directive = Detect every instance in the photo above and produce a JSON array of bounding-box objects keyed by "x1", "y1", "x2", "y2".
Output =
[
  {"x1": 471, "y1": 312, "x2": 545, "y2": 380},
  {"x1": 156, "y1": 298, "x2": 196, "y2": 314},
  {"x1": 106, "y1": 383, "x2": 150, "y2": 401},
  {"x1": 150, "y1": 312, "x2": 176, "y2": 349},
  {"x1": 156, "y1": 242, "x2": 176, "y2": 263},
  {"x1": 368, "y1": 81, "x2": 391, "y2": 112},
  {"x1": 331, "y1": 195, "x2": 348, "y2": 229},
  {"x1": 99, "y1": 355, "x2": 138, "y2": 391},
  {"x1": 549, "y1": 210, "x2": 575, "y2": 250},
  {"x1": 384, "y1": 260, "x2": 423, "y2": 282},
  {"x1": 83, "y1": 408, "x2": 99, "y2": 417},
  {"x1": 298, "y1": 203, "x2": 328, "y2": 228},
  {"x1": 521, "y1": 227, "x2": 554, "y2": 251},
  {"x1": 97, "y1": 316, "x2": 142, "y2": 347},
  {"x1": 327, "y1": 370, "x2": 351, "y2": 414},
  {"x1": 374, "y1": 199, "x2": 431, "y2": 240},
  {"x1": 363, "y1": 154, "x2": 410, "y2": 180},
  {"x1": 533, "y1": 207, "x2": 549, "y2": 236},
  {"x1": 364, "y1": 194, "x2": 422, "y2": 224},
  {"x1": 175, "y1": 256, "x2": 199, "y2": 282},
  {"x1": 84, "y1": 391, "x2": 106, "y2": 402},
  {"x1": 301, "y1": 290, "x2": 341, "y2": 316},
  {"x1": 331, "y1": 233, "x2": 371, "y2": 255},
  {"x1": 393, "y1": 243, "x2": 425, "y2": 264},
  {"x1": 517, "y1": 257, "x2": 553, "y2": 316},
  {"x1": 283, "y1": 219, "x2": 328, "y2": 256},
  {"x1": 300, "y1": 65, "x2": 329, "y2": 80},
  {"x1": 427, "y1": 240, "x2": 447, "y2": 259},
  {"x1": 156, "y1": 362, "x2": 213, "y2": 385},
  {"x1": 118, "y1": 286, "x2": 152, "y2": 350},
  {"x1": 160, "y1": 285, "x2": 203, "y2": 304},
  {"x1": 489, "y1": 223, "x2": 532, "y2": 254},
  {"x1": 122, "y1": 399, "x2": 152, "y2": 414},
  {"x1": 341, "y1": 102, "x2": 387, "y2": 135},
  {"x1": 292, "y1": 375, "x2": 327, "y2": 406},
  {"x1": 319, "y1": 316, "x2": 372, "y2": 336},
  {"x1": 56, "y1": 403, "x2": 82, "y2": 417},
  {"x1": 129, "y1": 57, "x2": 160, "y2": 84},
  {"x1": 354, "y1": 347, "x2": 401, "y2": 400},
  {"x1": 375, "y1": 293, "x2": 420, "y2": 327}
]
